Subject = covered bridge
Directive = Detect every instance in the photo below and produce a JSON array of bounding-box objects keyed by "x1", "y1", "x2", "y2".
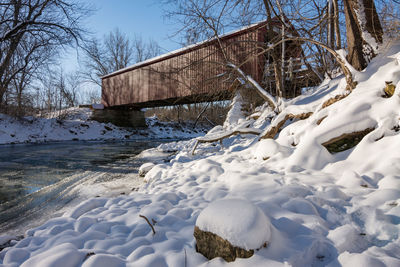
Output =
[{"x1": 101, "y1": 20, "x2": 318, "y2": 111}]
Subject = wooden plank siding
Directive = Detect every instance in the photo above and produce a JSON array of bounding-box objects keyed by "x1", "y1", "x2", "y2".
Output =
[{"x1": 101, "y1": 20, "x2": 311, "y2": 109}]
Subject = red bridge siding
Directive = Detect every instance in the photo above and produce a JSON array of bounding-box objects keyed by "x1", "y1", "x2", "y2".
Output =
[{"x1": 101, "y1": 22, "x2": 269, "y2": 108}]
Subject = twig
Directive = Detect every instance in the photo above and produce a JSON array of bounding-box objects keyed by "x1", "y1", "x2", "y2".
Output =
[
  {"x1": 193, "y1": 102, "x2": 210, "y2": 129},
  {"x1": 139, "y1": 214, "x2": 156, "y2": 235},
  {"x1": 184, "y1": 248, "x2": 187, "y2": 267},
  {"x1": 203, "y1": 116, "x2": 216, "y2": 127}
]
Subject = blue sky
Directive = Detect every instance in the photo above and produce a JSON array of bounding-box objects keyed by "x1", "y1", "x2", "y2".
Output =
[
  {"x1": 84, "y1": 0, "x2": 180, "y2": 52},
  {"x1": 63, "y1": 0, "x2": 181, "y2": 72}
]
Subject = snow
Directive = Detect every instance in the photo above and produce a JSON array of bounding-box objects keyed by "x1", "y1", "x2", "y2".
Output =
[
  {"x1": 196, "y1": 198, "x2": 271, "y2": 250},
  {"x1": 0, "y1": 108, "x2": 205, "y2": 145},
  {"x1": 1, "y1": 42, "x2": 400, "y2": 266},
  {"x1": 138, "y1": 163, "x2": 155, "y2": 177},
  {"x1": 91, "y1": 104, "x2": 104, "y2": 110},
  {"x1": 0, "y1": 236, "x2": 15, "y2": 246},
  {"x1": 252, "y1": 138, "x2": 284, "y2": 160},
  {"x1": 223, "y1": 92, "x2": 245, "y2": 129}
]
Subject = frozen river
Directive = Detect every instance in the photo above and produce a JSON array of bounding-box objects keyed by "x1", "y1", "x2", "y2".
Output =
[{"x1": 0, "y1": 140, "x2": 167, "y2": 235}]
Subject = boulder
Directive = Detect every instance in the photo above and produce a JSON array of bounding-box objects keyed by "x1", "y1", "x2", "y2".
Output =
[
  {"x1": 194, "y1": 198, "x2": 271, "y2": 262},
  {"x1": 194, "y1": 226, "x2": 258, "y2": 262},
  {"x1": 321, "y1": 128, "x2": 374, "y2": 153}
]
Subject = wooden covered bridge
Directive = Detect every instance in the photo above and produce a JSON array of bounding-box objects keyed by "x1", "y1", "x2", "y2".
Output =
[
  {"x1": 101, "y1": 20, "x2": 319, "y2": 109},
  {"x1": 96, "y1": 20, "x2": 320, "y2": 127}
]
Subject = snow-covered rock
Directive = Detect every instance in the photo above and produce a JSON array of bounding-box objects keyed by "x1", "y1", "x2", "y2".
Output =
[
  {"x1": 195, "y1": 199, "x2": 271, "y2": 251},
  {"x1": 253, "y1": 138, "x2": 281, "y2": 160},
  {"x1": 138, "y1": 163, "x2": 155, "y2": 177}
]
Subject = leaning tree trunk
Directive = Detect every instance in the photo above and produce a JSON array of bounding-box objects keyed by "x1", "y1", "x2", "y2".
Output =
[{"x1": 344, "y1": 0, "x2": 383, "y2": 71}]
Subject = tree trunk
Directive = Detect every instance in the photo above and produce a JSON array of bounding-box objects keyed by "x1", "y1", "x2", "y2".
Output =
[
  {"x1": 333, "y1": 0, "x2": 341, "y2": 49},
  {"x1": 344, "y1": 0, "x2": 383, "y2": 71},
  {"x1": 263, "y1": 0, "x2": 284, "y2": 99},
  {"x1": 328, "y1": 0, "x2": 335, "y2": 49}
]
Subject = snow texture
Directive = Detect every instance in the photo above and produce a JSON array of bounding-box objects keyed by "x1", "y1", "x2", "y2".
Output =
[{"x1": 223, "y1": 91, "x2": 245, "y2": 129}]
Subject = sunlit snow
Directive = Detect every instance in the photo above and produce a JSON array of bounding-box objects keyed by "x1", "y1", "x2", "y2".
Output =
[{"x1": 1, "y1": 42, "x2": 400, "y2": 266}]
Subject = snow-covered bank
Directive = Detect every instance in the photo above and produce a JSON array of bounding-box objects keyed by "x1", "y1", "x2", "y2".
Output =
[
  {"x1": 1, "y1": 43, "x2": 400, "y2": 266},
  {"x1": 0, "y1": 108, "x2": 206, "y2": 145}
]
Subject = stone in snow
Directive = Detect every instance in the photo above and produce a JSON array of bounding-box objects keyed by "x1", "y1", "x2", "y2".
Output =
[
  {"x1": 138, "y1": 162, "x2": 155, "y2": 177},
  {"x1": 194, "y1": 198, "x2": 271, "y2": 261}
]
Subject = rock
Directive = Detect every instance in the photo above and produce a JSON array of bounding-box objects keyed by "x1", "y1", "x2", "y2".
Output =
[
  {"x1": 194, "y1": 198, "x2": 271, "y2": 262},
  {"x1": 321, "y1": 128, "x2": 375, "y2": 153},
  {"x1": 138, "y1": 162, "x2": 155, "y2": 177},
  {"x1": 194, "y1": 226, "x2": 256, "y2": 262}
]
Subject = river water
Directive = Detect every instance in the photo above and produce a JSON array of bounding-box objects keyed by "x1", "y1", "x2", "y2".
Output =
[{"x1": 0, "y1": 140, "x2": 167, "y2": 235}]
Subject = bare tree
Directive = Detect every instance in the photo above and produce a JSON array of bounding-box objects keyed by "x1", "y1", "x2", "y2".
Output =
[
  {"x1": 56, "y1": 70, "x2": 82, "y2": 108},
  {"x1": 84, "y1": 87, "x2": 101, "y2": 104},
  {"x1": 83, "y1": 28, "x2": 162, "y2": 86},
  {"x1": 375, "y1": 0, "x2": 400, "y2": 41},
  {"x1": 82, "y1": 29, "x2": 134, "y2": 86},
  {"x1": 0, "y1": 0, "x2": 90, "y2": 109},
  {"x1": 162, "y1": 0, "x2": 386, "y2": 98},
  {"x1": 162, "y1": 0, "x2": 323, "y2": 105},
  {"x1": 133, "y1": 34, "x2": 162, "y2": 62},
  {"x1": 344, "y1": 0, "x2": 383, "y2": 70}
]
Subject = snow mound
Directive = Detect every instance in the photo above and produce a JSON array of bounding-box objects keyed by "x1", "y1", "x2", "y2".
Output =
[
  {"x1": 337, "y1": 170, "x2": 373, "y2": 189},
  {"x1": 138, "y1": 163, "x2": 155, "y2": 177},
  {"x1": 253, "y1": 138, "x2": 281, "y2": 160},
  {"x1": 196, "y1": 198, "x2": 271, "y2": 250}
]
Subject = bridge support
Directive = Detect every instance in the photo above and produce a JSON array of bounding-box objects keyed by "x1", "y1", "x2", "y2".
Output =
[{"x1": 91, "y1": 108, "x2": 146, "y2": 128}]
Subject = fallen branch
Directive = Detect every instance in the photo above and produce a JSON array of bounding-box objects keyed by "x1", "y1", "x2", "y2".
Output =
[
  {"x1": 139, "y1": 214, "x2": 156, "y2": 235},
  {"x1": 192, "y1": 127, "x2": 262, "y2": 155},
  {"x1": 259, "y1": 112, "x2": 313, "y2": 139},
  {"x1": 316, "y1": 116, "x2": 328, "y2": 125},
  {"x1": 320, "y1": 92, "x2": 350, "y2": 109},
  {"x1": 227, "y1": 63, "x2": 277, "y2": 110}
]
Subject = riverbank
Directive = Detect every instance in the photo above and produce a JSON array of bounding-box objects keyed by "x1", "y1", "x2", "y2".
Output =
[{"x1": 0, "y1": 107, "x2": 207, "y2": 145}]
